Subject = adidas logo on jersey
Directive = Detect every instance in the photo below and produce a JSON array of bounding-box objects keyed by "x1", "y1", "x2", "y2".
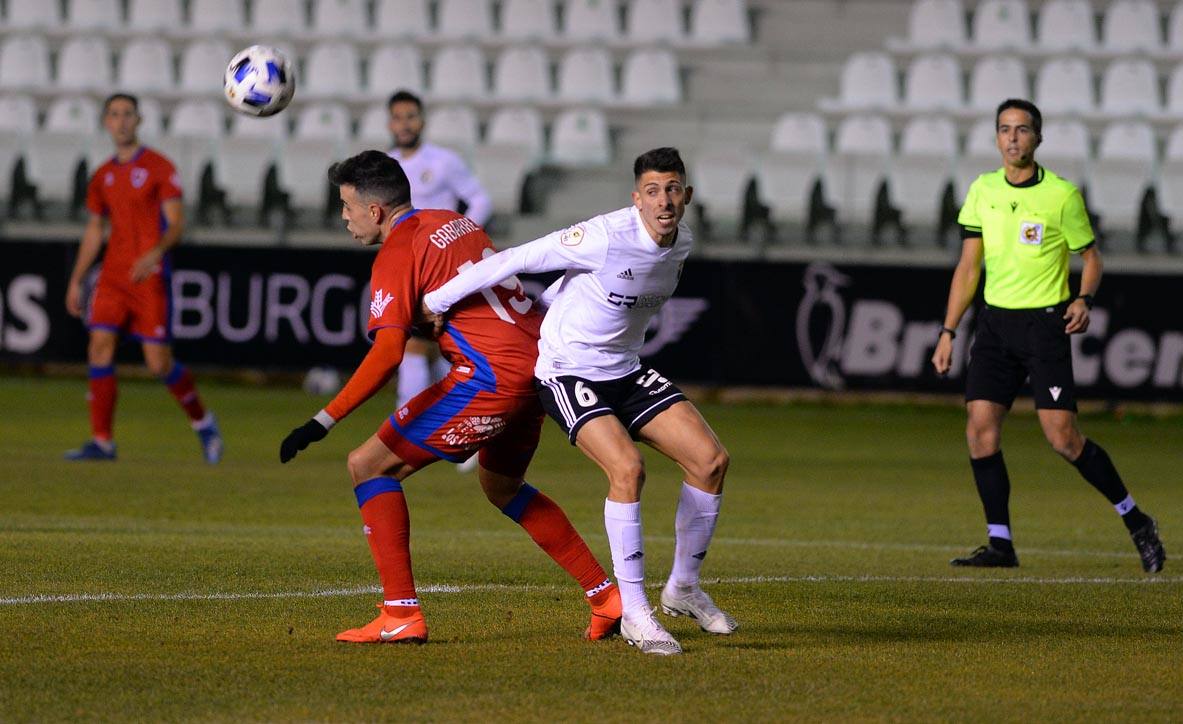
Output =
[{"x1": 616, "y1": 268, "x2": 635, "y2": 280}]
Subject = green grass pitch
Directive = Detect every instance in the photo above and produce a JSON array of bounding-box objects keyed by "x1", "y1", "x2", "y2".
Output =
[{"x1": 1, "y1": 376, "x2": 1180, "y2": 721}]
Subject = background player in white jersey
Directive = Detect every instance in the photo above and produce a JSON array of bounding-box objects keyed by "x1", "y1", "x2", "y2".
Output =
[
  {"x1": 387, "y1": 90, "x2": 492, "y2": 440},
  {"x1": 424, "y1": 148, "x2": 734, "y2": 656}
]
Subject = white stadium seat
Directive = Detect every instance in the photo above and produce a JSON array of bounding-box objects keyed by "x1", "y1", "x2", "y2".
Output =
[
  {"x1": 968, "y1": 56, "x2": 1027, "y2": 113},
  {"x1": 1166, "y1": 63, "x2": 1183, "y2": 117},
  {"x1": 128, "y1": 0, "x2": 182, "y2": 32},
  {"x1": 1037, "y1": 0, "x2": 1096, "y2": 53},
  {"x1": 562, "y1": 0, "x2": 620, "y2": 41},
  {"x1": 1035, "y1": 57, "x2": 1095, "y2": 115},
  {"x1": 1102, "y1": 0, "x2": 1162, "y2": 54},
  {"x1": 57, "y1": 36, "x2": 113, "y2": 92},
  {"x1": 972, "y1": 0, "x2": 1031, "y2": 50},
  {"x1": 250, "y1": 0, "x2": 307, "y2": 36},
  {"x1": 691, "y1": 146, "x2": 751, "y2": 228},
  {"x1": 1169, "y1": 2, "x2": 1183, "y2": 52},
  {"x1": 903, "y1": 54, "x2": 961, "y2": 111},
  {"x1": 216, "y1": 114, "x2": 288, "y2": 209},
  {"x1": 955, "y1": 118, "x2": 1001, "y2": 201},
  {"x1": 889, "y1": 116, "x2": 956, "y2": 229},
  {"x1": 423, "y1": 105, "x2": 479, "y2": 155},
  {"x1": 0, "y1": 95, "x2": 36, "y2": 202},
  {"x1": 690, "y1": 0, "x2": 750, "y2": 45},
  {"x1": 431, "y1": 47, "x2": 488, "y2": 101},
  {"x1": 621, "y1": 49, "x2": 681, "y2": 105},
  {"x1": 627, "y1": 0, "x2": 685, "y2": 44},
  {"x1": 294, "y1": 103, "x2": 350, "y2": 141},
  {"x1": 493, "y1": 46, "x2": 551, "y2": 102},
  {"x1": 437, "y1": 0, "x2": 493, "y2": 39},
  {"x1": 1156, "y1": 125, "x2": 1183, "y2": 227},
  {"x1": 67, "y1": 0, "x2": 121, "y2": 31},
  {"x1": 374, "y1": 0, "x2": 431, "y2": 37},
  {"x1": 550, "y1": 108, "x2": 611, "y2": 167},
  {"x1": 904, "y1": 0, "x2": 967, "y2": 50},
  {"x1": 156, "y1": 100, "x2": 225, "y2": 205},
  {"x1": 133, "y1": 97, "x2": 164, "y2": 139},
  {"x1": 170, "y1": 100, "x2": 226, "y2": 138},
  {"x1": 1100, "y1": 59, "x2": 1160, "y2": 119},
  {"x1": 485, "y1": 106, "x2": 545, "y2": 160},
  {"x1": 558, "y1": 48, "x2": 615, "y2": 104},
  {"x1": 310, "y1": 0, "x2": 368, "y2": 38},
  {"x1": 1090, "y1": 122, "x2": 1155, "y2": 236},
  {"x1": 28, "y1": 96, "x2": 99, "y2": 205},
  {"x1": 501, "y1": 0, "x2": 557, "y2": 40},
  {"x1": 825, "y1": 114, "x2": 892, "y2": 226},
  {"x1": 281, "y1": 104, "x2": 350, "y2": 209},
  {"x1": 2, "y1": 0, "x2": 61, "y2": 29},
  {"x1": 305, "y1": 42, "x2": 362, "y2": 100},
  {"x1": 118, "y1": 39, "x2": 175, "y2": 94},
  {"x1": 474, "y1": 107, "x2": 545, "y2": 214},
  {"x1": 0, "y1": 36, "x2": 51, "y2": 91},
  {"x1": 831, "y1": 52, "x2": 897, "y2": 110},
  {"x1": 757, "y1": 112, "x2": 827, "y2": 225},
  {"x1": 355, "y1": 106, "x2": 390, "y2": 144},
  {"x1": 188, "y1": 0, "x2": 246, "y2": 35},
  {"x1": 1038, "y1": 119, "x2": 1090, "y2": 188},
  {"x1": 180, "y1": 40, "x2": 233, "y2": 96},
  {"x1": 366, "y1": 45, "x2": 426, "y2": 98}
]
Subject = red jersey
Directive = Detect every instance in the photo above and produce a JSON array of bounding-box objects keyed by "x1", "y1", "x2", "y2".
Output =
[
  {"x1": 367, "y1": 209, "x2": 542, "y2": 396},
  {"x1": 85, "y1": 147, "x2": 182, "y2": 287}
]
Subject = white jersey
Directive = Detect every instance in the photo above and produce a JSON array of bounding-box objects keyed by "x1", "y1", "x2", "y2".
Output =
[
  {"x1": 424, "y1": 206, "x2": 693, "y2": 381},
  {"x1": 388, "y1": 142, "x2": 492, "y2": 226}
]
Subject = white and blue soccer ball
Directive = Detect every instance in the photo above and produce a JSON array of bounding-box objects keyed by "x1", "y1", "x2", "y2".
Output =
[{"x1": 223, "y1": 45, "x2": 295, "y2": 117}]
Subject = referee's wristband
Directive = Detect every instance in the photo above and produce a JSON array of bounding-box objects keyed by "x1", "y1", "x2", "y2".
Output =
[
  {"x1": 1076, "y1": 294, "x2": 1094, "y2": 309},
  {"x1": 938, "y1": 326, "x2": 956, "y2": 340}
]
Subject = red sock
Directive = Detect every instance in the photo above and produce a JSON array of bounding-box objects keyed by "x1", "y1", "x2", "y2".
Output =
[
  {"x1": 354, "y1": 477, "x2": 418, "y2": 613},
  {"x1": 505, "y1": 484, "x2": 612, "y2": 602},
  {"x1": 88, "y1": 366, "x2": 116, "y2": 442},
  {"x1": 163, "y1": 364, "x2": 206, "y2": 423}
]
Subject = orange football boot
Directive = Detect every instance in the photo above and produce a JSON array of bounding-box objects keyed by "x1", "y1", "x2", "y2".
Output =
[
  {"x1": 584, "y1": 584, "x2": 622, "y2": 640},
  {"x1": 336, "y1": 604, "x2": 428, "y2": 644}
]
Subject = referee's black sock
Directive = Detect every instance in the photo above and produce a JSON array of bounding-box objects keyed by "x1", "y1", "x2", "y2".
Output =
[
  {"x1": 970, "y1": 451, "x2": 1014, "y2": 551},
  {"x1": 1071, "y1": 439, "x2": 1149, "y2": 533}
]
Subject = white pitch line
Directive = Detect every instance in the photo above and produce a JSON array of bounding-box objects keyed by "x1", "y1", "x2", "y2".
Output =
[{"x1": 2, "y1": 574, "x2": 1179, "y2": 607}]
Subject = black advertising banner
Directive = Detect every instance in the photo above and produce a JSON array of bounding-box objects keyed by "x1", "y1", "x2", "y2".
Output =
[{"x1": 3, "y1": 239, "x2": 1183, "y2": 400}]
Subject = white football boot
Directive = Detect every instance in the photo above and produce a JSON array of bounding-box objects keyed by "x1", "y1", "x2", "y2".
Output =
[
  {"x1": 620, "y1": 609, "x2": 682, "y2": 655},
  {"x1": 660, "y1": 583, "x2": 738, "y2": 635}
]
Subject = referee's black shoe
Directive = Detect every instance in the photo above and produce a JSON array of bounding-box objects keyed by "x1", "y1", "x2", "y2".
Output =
[
  {"x1": 1130, "y1": 516, "x2": 1166, "y2": 573},
  {"x1": 950, "y1": 544, "x2": 1019, "y2": 568}
]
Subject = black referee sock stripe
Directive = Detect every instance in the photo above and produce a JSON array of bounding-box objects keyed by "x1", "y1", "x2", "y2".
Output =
[
  {"x1": 1071, "y1": 439, "x2": 1130, "y2": 505},
  {"x1": 970, "y1": 450, "x2": 1011, "y2": 532}
]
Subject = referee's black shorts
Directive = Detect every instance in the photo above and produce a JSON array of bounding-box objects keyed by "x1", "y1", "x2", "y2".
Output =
[
  {"x1": 965, "y1": 302, "x2": 1077, "y2": 411},
  {"x1": 535, "y1": 367, "x2": 687, "y2": 444}
]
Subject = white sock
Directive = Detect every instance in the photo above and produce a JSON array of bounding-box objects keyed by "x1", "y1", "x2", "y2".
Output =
[
  {"x1": 987, "y1": 524, "x2": 1012, "y2": 541},
  {"x1": 430, "y1": 355, "x2": 451, "y2": 384},
  {"x1": 669, "y1": 482, "x2": 722, "y2": 588},
  {"x1": 396, "y1": 352, "x2": 432, "y2": 409},
  {"x1": 1114, "y1": 495, "x2": 1136, "y2": 516},
  {"x1": 604, "y1": 499, "x2": 649, "y2": 617}
]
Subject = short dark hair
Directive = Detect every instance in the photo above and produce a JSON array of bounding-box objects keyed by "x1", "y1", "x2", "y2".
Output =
[
  {"x1": 995, "y1": 98, "x2": 1042, "y2": 141},
  {"x1": 327, "y1": 150, "x2": 412, "y2": 208},
  {"x1": 387, "y1": 90, "x2": 423, "y2": 111},
  {"x1": 102, "y1": 93, "x2": 139, "y2": 114},
  {"x1": 633, "y1": 147, "x2": 686, "y2": 181}
]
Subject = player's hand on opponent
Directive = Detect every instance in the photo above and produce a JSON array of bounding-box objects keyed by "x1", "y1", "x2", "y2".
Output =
[
  {"x1": 65, "y1": 281, "x2": 84, "y2": 318},
  {"x1": 418, "y1": 300, "x2": 445, "y2": 338},
  {"x1": 130, "y1": 249, "x2": 163, "y2": 283},
  {"x1": 931, "y1": 333, "x2": 954, "y2": 376},
  {"x1": 280, "y1": 418, "x2": 329, "y2": 463},
  {"x1": 1063, "y1": 298, "x2": 1090, "y2": 334}
]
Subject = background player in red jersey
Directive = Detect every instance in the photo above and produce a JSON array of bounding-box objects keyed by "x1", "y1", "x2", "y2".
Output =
[
  {"x1": 64, "y1": 93, "x2": 222, "y2": 463},
  {"x1": 279, "y1": 151, "x2": 620, "y2": 644}
]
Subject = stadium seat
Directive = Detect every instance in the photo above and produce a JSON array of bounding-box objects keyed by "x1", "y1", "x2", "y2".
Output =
[
  {"x1": 562, "y1": 0, "x2": 620, "y2": 41},
  {"x1": 971, "y1": 0, "x2": 1031, "y2": 50},
  {"x1": 1035, "y1": 57, "x2": 1095, "y2": 115},
  {"x1": 249, "y1": 0, "x2": 307, "y2": 36},
  {"x1": 485, "y1": 106, "x2": 545, "y2": 160},
  {"x1": 1169, "y1": 2, "x2": 1183, "y2": 53},
  {"x1": 756, "y1": 112, "x2": 827, "y2": 226},
  {"x1": 0, "y1": 36, "x2": 51, "y2": 91},
  {"x1": 118, "y1": 39, "x2": 175, "y2": 94},
  {"x1": 169, "y1": 99, "x2": 226, "y2": 138},
  {"x1": 437, "y1": 0, "x2": 493, "y2": 39},
  {"x1": 902, "y1": 54, "x2": 962, "y2": 111},
  {"x1": 473, "y1": 107, "x2": 545, "y2": 214},
  {"x1": 215, "y1": 113, "x2": 288, "y2": 211},
  {"x1": 28, "y1": 96, "x2": 99, "y2": 206},
  {"x1": 550, "y1": 108, "x2": 611, "y2": 167},
  {"x1": 66, "y1": 0, "x2": 122, "y2": 31},
  {"x1": 557, "y1": 48, "x2": 615, "y2": 104},
  {"x1": 825, "y1": 52, "x2": 897, "y2": 111},
  {"x1": 1090, "y1": 121, "x2": 1155, "y2": 236},
  {"x1": 968, "y1": 56, "x2": 1027, "y2": 113},
  {"x1": 180, "y1": 40, "x2": 233, "y2": 96},
  {"x1": 1036, "y1": 0, "x2": 1096, "y2": 53},
  {"x1": 493, "y1": 46, "x2": 551, "y2": 102},
  {"x1": 501, "y1": 0, "x2": 557, "y2": 39},
  {"x1": 1102, "y1": 0, "x2": 1161, "y2": 54},
  {"x1": 366, "y1": 45, "x2": 426, "y2": 98},
  {"x1": 355, "y1": 106, "x2": 390, "y2": 145},
  {"x1": 621, "y1": 49, "x2": 681, "y2": 106},
  {"x1": 309, "y1": 0, "x2": 367, "y2": 38},
  {"x1": 690, "y1": 146, "x2": 751, "y2": 231},
  {"x1": 903, "y1": 0, "x2": 967, "y2": 51},
  {"x1": 626, "y1": 0, "x2": 685, "y2": 44},
  {"x1": 305, "y1": 42, "x2": 362, "y2": 100},
  {"x1": 1166, "y1": 63, "x2": 1183, "y2": 116},
  {"x1": 188, "y1": 0, "x2": 246, "y2": 35},
  {"x1": 1155, "y1": 125, "x2": 1183, "y2": 229},
  {"x1": 424, "y1": 105, "x2": 479, "y2": 155},
  {"x1": 824, "y1": 114, "x2": 892, "y2": 227},
  {"x1": 374, "y1": 0, "x2": 431, "y2": 37},
  {"x1": 157, "y1": 99, "x2": 225, "y2": 204},
  {"x1": 2, "y1": 0, "x2": 61, "y2": 29},
  {"x1": 280, "y1": 103, "x2": 349, "y2": 210},
  {"x1": 431, "y1": 47, "x2": 488, "y2": 101},
  {"x1": 889, "y1": 116, "x2": 956, "y2": 231},
  {"x1": 955, "y1": 118, "x2": 1001, "y2": 201},
  {"x1": 689, "y1": 0, "x2": 750, "y2": 45},
  {"x1": 0, "y1": 95, "x2": 36, "y2": 204},
  {"x1": 1038, "y1": 119, "x2": 1090, "y2": 188},
  {"x1": 128, "y1": 0, "x2": 182, "y2": 32},
  {"x1": 57, "y1": 36, "x2": 113, "y2": 93},
  {"x1": 1100, "y1": 59, "x2": 1160, "y2": 119}
]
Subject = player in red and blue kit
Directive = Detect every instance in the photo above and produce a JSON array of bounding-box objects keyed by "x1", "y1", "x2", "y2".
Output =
[
  {"x1": 64, "y1": 93, "x2": 222, "y2": 463},
  {"x1": 279, "y1": 150, "x2": 621, "y2": 644}
]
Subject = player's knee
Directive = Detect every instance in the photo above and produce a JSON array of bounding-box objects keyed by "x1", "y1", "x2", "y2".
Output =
[
  {"x1": 965, "y1": 423, "x2": 1000, "y2": 456},
  {"x1": 346, "y1": 449, "x2": 375, "y2": 485},
  {"x1": 1045, "y1": 427, "x2": 1082, "y2": 460},
  {"x1": 145, "y1": 356, "x2": 170, "y2": 377},
  {"x1": 607, "y1": 457, "x2": 645, "y2": 498},
  {"x1": 691, "y1": 446, "x2": 729, "y2": 490},
  {"x1": 87, "y1": 338, "x2": 114, "y2": 365}
]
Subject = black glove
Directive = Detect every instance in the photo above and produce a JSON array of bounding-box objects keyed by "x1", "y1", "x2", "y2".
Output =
[{"x1": 280, "y1": 418, "x2": 329, "y2": 463}]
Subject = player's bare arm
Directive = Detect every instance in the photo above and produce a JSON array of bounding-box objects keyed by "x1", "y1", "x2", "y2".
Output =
[
  {"x1": 66, "y1": 214, "x2": 108, "y2": 318},
  {"x1": 130, "y1": 198, "x2": 184, "y2": 283},
  {"x1": 1064, "y1": 246, "x2": 1102, "y2": 335},
  {"x1": 932, "y1": 236, "x2": 983, "y2": 375}
]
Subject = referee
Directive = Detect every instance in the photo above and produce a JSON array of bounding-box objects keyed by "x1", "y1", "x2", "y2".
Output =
[{"x1": 932, "y1": 99, "x2": 1165, "y2": 573}]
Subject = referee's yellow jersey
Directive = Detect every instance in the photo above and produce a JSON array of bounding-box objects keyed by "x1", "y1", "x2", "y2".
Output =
[{"x1": 958, "y1": 166, "x2": 1094, "y2": 309}]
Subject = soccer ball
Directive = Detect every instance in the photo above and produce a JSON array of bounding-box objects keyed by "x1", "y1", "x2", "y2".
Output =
[{"x1": 223, "y1": 45, "x2": 295, "y2": 117}]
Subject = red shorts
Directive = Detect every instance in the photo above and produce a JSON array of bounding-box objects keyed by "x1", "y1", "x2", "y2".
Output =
[
  {"x1": 88, "y1": 275, "x2": 170, "y2": 344},
  {"x1": 377, "y1": 370, "x2": 543, "y2": 478}
]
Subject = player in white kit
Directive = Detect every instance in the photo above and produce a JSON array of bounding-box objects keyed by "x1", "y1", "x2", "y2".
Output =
[
  {"x1": 387, "y1": 90, "x2": 493, "y2": 431},
  {"x1": 424, "y1": 148, "x2": 734, "y2": 655}
]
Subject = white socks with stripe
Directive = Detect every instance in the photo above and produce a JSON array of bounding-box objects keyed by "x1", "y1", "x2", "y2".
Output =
[
  {"x1": 604, "y1": 499, "x2": 649, "y2": 616},
  {"x1": 669, "y1": 482, "x2": 722, "y2": 587}
]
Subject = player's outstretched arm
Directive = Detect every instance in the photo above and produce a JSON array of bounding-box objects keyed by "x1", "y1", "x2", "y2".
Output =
[
  {"x1": 932, "y1": 236, "x2": 983, "y2": 375},
  {"x1": 66, "y1": 214, "x2": 106, "y2": 317},
  {"x1": 279, "y1": 327, "x2": 408, "y2": 463}
]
